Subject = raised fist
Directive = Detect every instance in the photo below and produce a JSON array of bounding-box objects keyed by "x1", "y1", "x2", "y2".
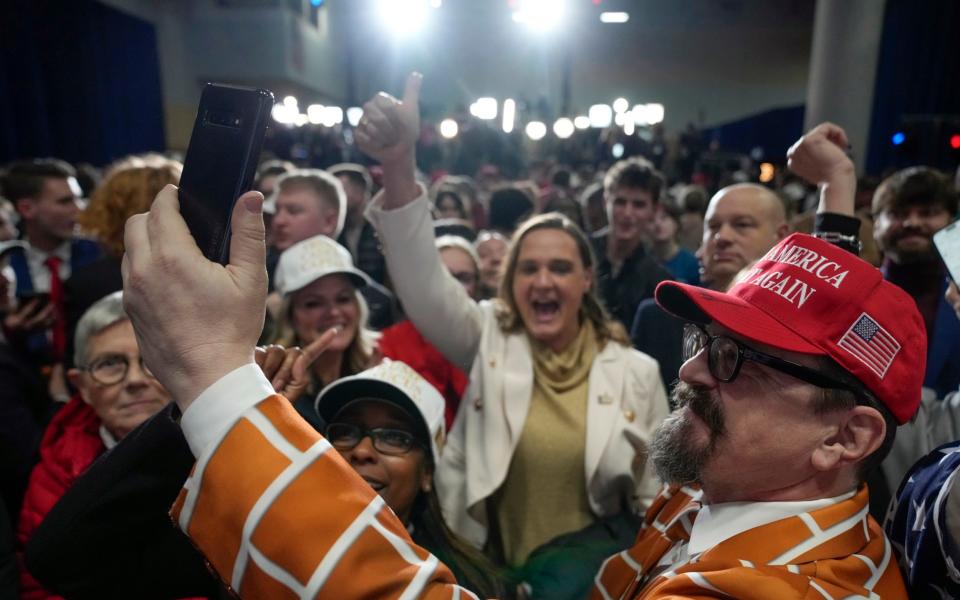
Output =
[
  {"x1": 786, "y1": 122, "x2": 854, "y2": 186},
  {"x1": 355, "y1": 72, "x2": 423, "y2": 165}
]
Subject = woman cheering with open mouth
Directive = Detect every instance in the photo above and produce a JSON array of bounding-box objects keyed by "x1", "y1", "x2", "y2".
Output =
[{"x1": 356, "y1": 74, "x2": 669, "y2": 581}]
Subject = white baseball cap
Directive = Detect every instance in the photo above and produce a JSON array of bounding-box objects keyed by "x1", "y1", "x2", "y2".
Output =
[
  {"x1": 315, "y1": 360, "x2": 446, "y2": 464},
  {"x1": 274, "y1": 235, "x2": 371, "y2": 296}
]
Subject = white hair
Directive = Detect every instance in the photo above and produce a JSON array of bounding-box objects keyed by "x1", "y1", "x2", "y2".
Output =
[{"x1": 74, "y1": 291, "x2": 128, "y2": 367}]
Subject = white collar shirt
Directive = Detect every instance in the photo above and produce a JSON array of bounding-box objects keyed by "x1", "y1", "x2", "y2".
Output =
[
  {"x1": 654, "y1": 489, "x2": 857, "y2": 573},
  {"x1": 24, "y1": 241, "x2": 71, "y2": 292}
]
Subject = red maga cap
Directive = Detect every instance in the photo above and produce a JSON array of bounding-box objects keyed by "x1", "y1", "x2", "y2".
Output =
[{"x1": 655, "y1": 232, "x2": 926, "y2": 424}]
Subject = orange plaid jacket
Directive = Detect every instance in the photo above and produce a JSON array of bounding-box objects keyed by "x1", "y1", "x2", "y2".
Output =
[
  {"x1": 590, "y1": 485, "x2": 907, "y2": 599},
  {"x1": 172, "y1": 394, "x2": 907, "y2": 599}
]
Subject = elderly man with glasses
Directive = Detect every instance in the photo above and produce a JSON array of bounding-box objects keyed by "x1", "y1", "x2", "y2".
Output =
[{"x1": 16, "y1": 291, "x2": 170, "y2": 599}]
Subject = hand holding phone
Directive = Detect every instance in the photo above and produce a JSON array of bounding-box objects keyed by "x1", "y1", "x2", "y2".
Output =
[
  {"x1": 934, "y1": 220, "x2": 960, "y2": 284},
  {"x1": 5, "y1": 293, "x2": 54, "y2": 334},
  {"x1": 179, "y1": 83, "x2": 273, "y2": 264}
]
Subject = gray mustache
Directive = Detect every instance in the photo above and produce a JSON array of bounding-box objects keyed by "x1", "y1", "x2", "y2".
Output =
[{"x1": 672, "y1": 382, "x2": 726, "y2": 437}]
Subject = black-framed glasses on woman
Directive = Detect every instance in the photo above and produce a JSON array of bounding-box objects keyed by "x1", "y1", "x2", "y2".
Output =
[
  {"x1": 681, "y1": 323, "x2": 863, "y2": 393},
  {"x1": 325, "y1": 423, "x2": 422, "y2": 456},
  {"x1": 81, "y1": 354, "x2": 155, "y2": 386}
]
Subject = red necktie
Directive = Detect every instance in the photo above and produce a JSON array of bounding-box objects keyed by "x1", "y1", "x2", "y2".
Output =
[{"x1": 44, "y1": 256, "x2": 65, "y2": 361}]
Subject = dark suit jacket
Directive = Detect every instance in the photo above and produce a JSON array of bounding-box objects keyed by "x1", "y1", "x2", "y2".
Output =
[
  {"x1": 24, "y1": 405, "x2": 228, "y2": 599},
  {"x1": 630, "y1": 298, "x2": 684, "y2": 395},
  {"x1": 63, "y1": 254, "x2": 123, "y2": 367},
  {"x1": 0, "y1": 342, "x2": 49, "y2": 523}
]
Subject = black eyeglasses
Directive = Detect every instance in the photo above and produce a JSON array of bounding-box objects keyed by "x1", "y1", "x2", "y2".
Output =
[
  {"x1": 682, "y1": 324, "x2": 861, "y2": 393},
  {"x1": 82, "y1": 354, "x2": 155, "y2": 386},
  {"x1": 325, "y1": 423, "x2": 421, "y2": 456}
]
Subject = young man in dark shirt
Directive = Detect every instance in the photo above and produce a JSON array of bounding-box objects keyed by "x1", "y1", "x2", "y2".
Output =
[{"x1": 590, "y1": 157, "x2": 672, "y2": 328}]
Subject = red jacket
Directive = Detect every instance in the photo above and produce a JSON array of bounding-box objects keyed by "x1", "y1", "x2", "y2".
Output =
[
  {"x1": 17, "y1": 396, "x2": 105, "y2": 600},
  {"x1": 379, "y1": 319, "x2": 468, "y2": 428}
]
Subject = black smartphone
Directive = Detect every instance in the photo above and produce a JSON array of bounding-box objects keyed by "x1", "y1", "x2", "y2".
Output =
[
  {"x1": 179, "y1": 83, "x2": 274, "y2": 264},
  {"x1": 16, "y1": 292, "x2": 50, "y2": 314}
]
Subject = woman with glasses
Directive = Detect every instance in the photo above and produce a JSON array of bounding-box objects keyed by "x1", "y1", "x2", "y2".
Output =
[
  {"x1": 17, "y1": 291, "x2": 171, "y2": 599},
  {"x1": 316, "y1": 360, "x2": 505, "y2": 598}
]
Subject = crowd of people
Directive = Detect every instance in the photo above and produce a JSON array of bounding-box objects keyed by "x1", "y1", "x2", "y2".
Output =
[{"x1": 0, "y1": 71, "x2": 959, "y2": 599}]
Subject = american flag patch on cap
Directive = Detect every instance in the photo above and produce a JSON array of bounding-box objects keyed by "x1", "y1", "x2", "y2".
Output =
[{"x1": 838, "y1": 313, "x2": 901, "y2": 378}]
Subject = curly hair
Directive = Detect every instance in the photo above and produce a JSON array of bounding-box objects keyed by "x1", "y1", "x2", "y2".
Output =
[{"x1": 79, "y1": 155, "x2": 182, "y2": 256}]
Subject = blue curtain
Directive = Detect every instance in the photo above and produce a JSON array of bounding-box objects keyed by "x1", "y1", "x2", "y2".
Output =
[
  {"x1": 0, "y1": 0, "x2": 165, "y2": 166},
  {"x1": 866, "y1": 0, "x2": 960, "y2": 175},
  {"x1": 702, "y1": 105, "x2": 806, "y2": 163}
]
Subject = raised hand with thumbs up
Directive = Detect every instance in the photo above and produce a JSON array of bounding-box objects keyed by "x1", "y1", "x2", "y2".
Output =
[{"x1": 355, "y1": 72, "x2": 423, "y2": 210}]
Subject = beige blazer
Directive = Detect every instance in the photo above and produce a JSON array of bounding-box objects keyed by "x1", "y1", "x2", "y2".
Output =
[{"x1": 366, "y1": 193, "x2": 669, "y2": 547}]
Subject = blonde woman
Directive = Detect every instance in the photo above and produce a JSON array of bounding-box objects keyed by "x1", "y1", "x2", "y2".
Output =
[
  {"x1": 358, "y1": 75, "x2": 668, "y2": 570},
  {"x1": 270, "y1": 234, "x2": 381, "y2": 426}
]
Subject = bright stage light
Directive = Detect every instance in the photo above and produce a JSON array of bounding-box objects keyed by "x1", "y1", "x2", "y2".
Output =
[
  {"x1": 283, "y1": 96, "x2": 298, "y2": 108},
  {"x1": 525, "y1": 121, "x2": 547, "y2": 141},
  {"x1": 632, "y1": 103, "x2": 665, "y2": 126},
  {"x1": 320, "y1": 106, "x2": 343, "y2": 127},
  {"x1": 553, "y1": 118, "x2": 574, "y2": 139},
  {"x1": 378, "y1": 0, "x2": 430, "y2": 37},
  {"x1": 294, "y1": 113, "x2": 309, "y2": 127},
  {"x1": 646, "y1": 103, "x2": 665, "y2": 124},
  {"x1": 589, "y1": 104, "x2": 613, "y2": 128},
  {"x1": 624, "y1": 119, "x2": 635, "y2": 136},
  {"x1": 600, "y1": 12, "x2": 629, "y2": 24},
  {"x1": 512, "y1": 0, "x2": 565, "y2": 31},
  {"x1": 346, "y1": 107, "x2": 363, "y2": 127},
  {"x1": 439, "y1": 119, "x2": 459, "y2": 139},
  {"x1": 502, "y1": 99, "x2": 516, "y2": 133},
  {"x1": 271, "y1": 103, "x2": 298, "y2": 125},
  {"x1": 613, "y1": 98, "x2": 629, "y2": 114},
  {"x1": 574, "y1": 116, "x2": 590, "y2": 130},
  {"x1": 307, "y1": 104, "x2": 324, "y2": 125},
  {"x1": 470, "y1": 97, "x2": 498, "y2": 120},
  {"x1": 612, "y1": 143, "x2": 625, "y2": 158}
]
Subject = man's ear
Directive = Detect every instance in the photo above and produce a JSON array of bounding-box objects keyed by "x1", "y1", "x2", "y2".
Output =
[
  {"x1": 775, "y1": 221, "x2": 790, "y2": 241},
  {"x1": 811, "y1": 406, "x2": 886, "y2": 473},
  {"x1": 15, "y1": 198, "x2": 35, "y2": 220},
  {"x1": 321, "y1": 208, "x2": 340, "y2": 237}
]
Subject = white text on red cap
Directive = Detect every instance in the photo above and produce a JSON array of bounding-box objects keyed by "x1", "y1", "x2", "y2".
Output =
[{"x1": 741, "y1": 243, "x2": 851, "y2": 309}]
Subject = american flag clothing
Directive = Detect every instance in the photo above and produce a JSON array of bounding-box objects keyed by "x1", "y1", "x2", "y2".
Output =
[
  {"x1": 885, "y1": 440, "x2": 960, "y2": 599},
  {"x1": 837, "y1": 313, "x2": 901, "y2": 379},
  {"x1": 591, "y1": 485, "x2": 908, "y2": 600},
  {"x1": 171, "y1": 389, "x2": 907, "y2": 599}
]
